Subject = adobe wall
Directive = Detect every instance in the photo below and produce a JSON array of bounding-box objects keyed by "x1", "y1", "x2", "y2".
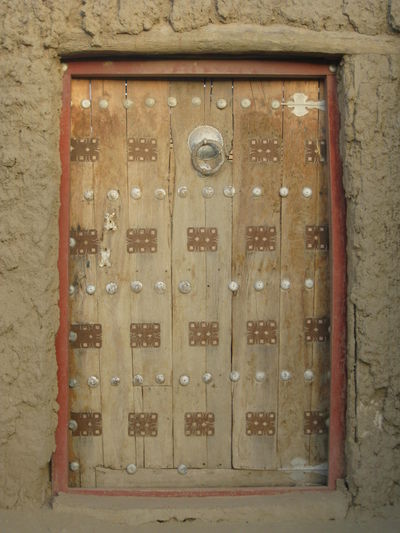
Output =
[{"x1": 0, "y1": 0, "x2": 399, "y2": 511}]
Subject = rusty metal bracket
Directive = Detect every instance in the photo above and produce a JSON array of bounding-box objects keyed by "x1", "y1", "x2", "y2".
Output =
[
  {"x1": 305, "y1": 317, "x2": 330, "y2": 342},
  {"x1": 70, "y1": 323, "x2": 102, "y2": 349},
  {"x1": 305, "y1": 225, "x2": 329, "y2": 251},
  {"x1": 305, "y1": 139, "x2": 326, "y2": 163},
  {"x1": 249, "y1": 138, "x2": 281, "y2": 163},
  {"x1": 246, "y1": 226, "x2": 276, "y2": 252},
  {"x1": 187, "y1": 227, "x2": 218, "y2": 252},
  {"x1": 127, "y1": 228, "x2": 157, "y2": 253},
  {"x1": 70, "y1": 229, "x2": 98, "y2": 255},
  {"x1": 304, "y1": 411, "x2": 328, "y2": 434},
  {"x1": 70, "y1": 138, "x2": 99, "y2": 162},
  {"x1": 184, "y1": 412, "x2": 215, "y2": 436},
  {"x1": 70, "y1": 412, "x2": 102, "y2": 436},
  {"x1": 130, "y1": 323, "x2": 161, "y2": 348},
  {"x1": 189, "y1": 321, "x2": 219, "y2": 346},
  {"x1": 128, "y1": 138, "x2": 157, "y2": 162},
  {"x1": 246, "y1": 412, "x2": 276, "y2": 436},
  {"x1": 247, "y1": 320, "x2": 277, "y2": 345},
  {"x1": 128, "y1": 412, "x2": 158, "y2": 437}
]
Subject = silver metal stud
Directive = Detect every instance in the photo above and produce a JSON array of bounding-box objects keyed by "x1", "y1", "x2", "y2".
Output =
[
  {"x1": 178, "y1": 280, "x2": 192, "y2": 294},
  {"x1": 168, "y1": 97, "x2": 177, "y2": 107},
  {"x1": 87, "y1": 376, "x2": 99, "y2": 388},
  {"x1": 61, "y1": 64, "x2": 68, "y2": 72},
  {"x1": 69, "y1": 331, "x2": 77, "y2": 342},
  {"x1": 133, "y1": 374, "x2": 144, "y2": 386},
  {"x1": 223, "y1": 185, "x2": 236, "y2": 198},
  {"x1": 69, "y1": 378, "x2": 77, "y2": 388},
  {"x1": 83, "y1": 190, "x2": 94, "y2": 201},
  {"x1": 123, "y1": 99, "x2": 133, "y2": 109},
  {"x1": 110, "y1": 376, "x2": 120, "y2": 386},
  {"x1": 280, "y1": 370, "x2": 292, "y2": 381},
  {"x1": 126, "y1": 463, "x2": 137, "y2": 474},
  {"x1": 68, "y1": 419, "x2": 78, "y2": 431},
  {"x1": 177, "y1": 186, "x2": 188, "y2": 198},
  {"x1": 216, "y1": 98, "x2": 227, "y2": 109},
  {"x1": 255, "y1": 371, "x2": 266, "y2": 382},
  {"x1": 177, "y1": 464, "x2": 188, "y2": 475},
  {"x1": 104, "y1": 212, "x2": 117, "y2": 231},
  {"x1": 192, "y1": 97, "x2": 201, "y2": 106},
  {"x1": 107, "y1": 189, "x2": 119, "y2": 201},
  {"x1": 69, "y1": 285, "x2": 76, "y2": 296},
  {"x1": 81, "y1": 99, "x2": 91, "y2": 109},
  {"x1": 69, "y1": 461, "x2": 80, "y2": 472},
  {"x1": 279, "y1": 186, "x2": 289, "y2": 198},
  {"x1": 202, "y1": 186, "x2": 214, "y2": 198},
  {"x1": 281, "y1": 279, "x2": 291, "y2": 290},
  {"x1": 69, "y1": 237, "x2": 76, "y2": 248},
  {"x1": 271, "y1": 99, "x2": 281, "y2": 109},
  {"x1": 99, "y1": 248, "x2": 111, "y2": 268},
  {"x1": 155, "y1": 373, "x2": 165, "y2": 384},
  {"x1": 86, "y1": 284, "x2": 96, "y2": 295},
  {"x1": 130, "y1": 280, "x2": 143, "y2": 293},
  {"x1": 145, "y1": 97, "x2": 155, "y2": 108},
  {"x1": 241, "y1": 98, "x2": 251, "y2": 109},
  {"x1": 154, "y1": 281, "x2": 167, "y2": 294},
  {"x1": 302, "y1": 187, "x2": 312, "y2": 198},
  {"x1": 329, "y1": 65, "x2": 337, "y2": 73},
  {"x1": 154, "y1": 188, "x2": 166, "y2": 200},
  {"x1": 228, "y1": 281, "x2": 239, "y2": 292},
  {"x1": 305, "y1": 278, "x2": 314, "y2": 289},
  {"x1": 252, "y1": 186, "x2": 263, "y2": 197},
  {"x1": 254, "y1": 280, "x2": 265, "y2": 291},
  {"x1": 106, "y1": 282, "x2": 118, "y2": 295},
  {"x1": 230, "y1": 371, "x2": 240, "y2": 382},
  {"x1": 99, "y1": 99, "x2": 109, "y2": 109},
  {"x1": 202, "y1": 372, "x2": 213, "y2": 384},
  {"x1": 304, "y1": 369, "x2": 314, "y2": 381},
  {"x1": 130, "y1": 187, "x2": 142, "y2": 200},
  {"x1": 179, "y1": 375, "x2": 190, "y2": 386}
]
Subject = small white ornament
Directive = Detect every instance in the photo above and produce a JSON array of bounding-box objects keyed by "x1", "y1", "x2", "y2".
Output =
[
  {"x1": 230, "y1": 371, "x2": 240, "y2": 382},
  {"x1": 271, "y1": 99, "x2": 281, "y2": 109},
  {"x1": 281, "y1": 279, "x2": 291, "y2": 290},
  {"x1": 99, "y1": 99, "x2": 109, "y2": 109},
  {"x1": 223, "y1": 185, "x2": 236, "y2": 198},
  {"x1": 99, "y1": 248, "x2": 111, "y2": 268},
  {"x1": 254, "y1": 280, "x2": 265, "y2": 291},
  {"x1": 302, "y1": 187, "x2": 312, "y2": 198},
  {"x1": 87, "y1": 376, "x2": 99, "y2": 388},
  {"x1": 202, "y1": 186, "x2": 214, "y2": 198},
  {"x1": 192, "y1": 97, "x2": 201, "y2": 106},
  {"x1": 133, "y1": 374, "x2": 144, "y2": 386},
  {"x1": 145, "y1": 97, "x2": 155, "y2": 108},
  {"x1": 69, "y1": 285, "x2": 76, "y2": 296},
  {"x1": 68, "y1": 419, "x2": 78, "y2": 431},
  {"x1": 228, "y1": 281, "x2": 239, "y2": 292},
  {"x1": 107, "y1": 189, "x2": 119, "y2": 201},
  {"x1": 69, "y1": 237, "x2": 76, "y2": 248},
  {"x1": 279, "y1": 187, "x2": 289, "y2": 198},
  {"x1": 154, "y1": 281, "x2": 167, "y2": 294},
  {"x1": 177, "y1": 464, "x2": 188, "y2": 475},
  {"x1": 110, "y1": 376, "x2": 120, "y2": 386},
  {"x1": 69, "y1": 462, "x2": 80, "y2": 472},
  {"x1": 154, "y1": 188, "x2": 166, "y2": 200},
  {"x1": 86, "y1": 284, "x2": 96, "y2": 295},
  {"x1": 252, "y1": 186, "x2": 263, "y2": 197},
  {"x1": 329, "y1": 65, "x2": 337, "y2": 73},
  {"x1": 178, "y1": 280, "x2": 192, "y2": 294},
  {"x1": 202, "y1": 372, "x2": 213, "y2": 384},
  {"x1": 177, "y1": 186, "x2": 188, "y2": 198},
  {"x1": 280, "y1": 370, "x2": 292, "y2": 381},
  {"x1": 106, "y1": 282, "x2": 118, "y2": 295},
  {"x1": 130, "y1": 187, "x2": 142, "y2": 199},
  {"x1": 155, "y1": 374, "x2": 165, "y2": 384},
  {"x1": 304, "y1": 369, "x2": 314, "y2": 381},
  {"x1": 216, "y1": 98, "x2": 227, "y2": 109},
  {"x1": 104, "y1": 212, "x2": 117, "y2": 231},
  {"x1": 69, "y1": 378, "x2": 77, "y2": 388},
  {"x1": 69, "y1": 331, "x2": 77, "y2": 342},
  {"x1": 123, "y1": 99, "x2": 133, "y2": 109},
  {"x1": 83, "y1": 190, "x2": 94, "y2": 201},
  {"x1": 126, "y1": 463, "x2": 137, "y2": 474},
  {"x1": 305, "y1": 278, "x2": 314, "y2": 289},
  {"x1": 179, "y1": 375, "x2": 190, "y2": 386},
  {"x1": 167, "y1": 97, "x2": 177, "y2": 107},
  {"x1": 81, "y1": 99, "x2": 91, "y2": 109},
  {"x1": 130, "y1": 280, "x2": 143, "y2": 293},
  {"x1": 241, "y1": 98, "x2": 251, "y2": 109},
  {"x1": 255, "y1": 371, "x2": 266, "y2": 382}
]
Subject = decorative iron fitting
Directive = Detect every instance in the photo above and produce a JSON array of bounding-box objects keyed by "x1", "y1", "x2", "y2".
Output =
[
  {"x1": 70, "y1": 229, "x2": 98, "y2": 255},
  {"x1": 69, "y1": 323, "x2": 102, "y2": 349},
  {"x1": 185, "y1": 412, "x2": 215, "y2": 436},
  {"x1": 128, "y1": 138, "x2": 157, "y2": 162},
  {"x1": 70, "y1": 412, "x2": 102, "y2": 436},
  {"x1": 304, "y1": 411, "x2": 328, "y2": 435},
  {"x1": 189, "y1": 321, "x2": 219, "y2": 346},
  {"x1": 246, "y1": 412, "x2": 276, "y2": 436},
  {"x1": 188, "y1": 126, "x2": 224, "y2": 176},
  {"x1": 128, "y1": 412, "x2": 158, "y2": 437},
  {"x1": 283, "y1": 93, "x2": 325, "y2": 117},
  {"x1": 130, "y1": 323, "x2": 161, "y2": 348},
  {"x1": 187, "y1": 227, "x2": 218, "y2": 252},
  {"x1": 70, "y1": 138, "x2": 99, "y2": 162}
]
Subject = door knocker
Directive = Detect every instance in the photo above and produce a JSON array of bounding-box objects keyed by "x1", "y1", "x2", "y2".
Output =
[{"x1": 188, "y1": 125, "x2": 224, "y2": 176}]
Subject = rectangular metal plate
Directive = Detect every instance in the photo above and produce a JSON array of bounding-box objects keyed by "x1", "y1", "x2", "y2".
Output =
[
  {"x1": 70, "y1": 229, "x2": 98, "y2": 255},
  {"x1": 70, "y1": 323, "x2": 102, "y2": 349},
  {"x1": 249, "y1": 138, "x2": 281, "y2": 163},
  {"x1": 188, "y1": 321, "x2": 219, "y2": 346},
  {"x1": 70, "y1": 138, "x2": 99, "y2": 162},
  {"x1": 305, "y1": 317, "x2": 330, "y2": 342},
  {"x1": 187, "y1": 227, "x2": 218, "y2": 252},
  {"x1": 130, "y1": 323, "x2": 161, "y2": 348},
  {"x1": 304, "y1": 411, "x2": 327, "y2": 434},
  {"x1": 247, "y1": 320, "x2": 277, "y2": 345},
  {"x1": 184, "y1": 412, "x2": 215, "y2": 436},
  {"x1": 246, "y1": 226, "x2": 276, "y2": 252},
  {"x1": 128, "y1": 137, "x2": 158, "y2": 161},
  {"x1": 305, "y1": 225, "x2": 329, "y2": 251},
  {"x1": 128, "y1": 413, "x2": 158, "y2": 437},
  {"x1": 246, "y1": 412, "x2": 276, "y2": 436},
  {"x1": 305, "y1": 139, "x2": 326, "y2": 163},
  {"x1": 70, "y1": 412, "x2": 102, "y2": 436},
  {"x1": 127, "y1": 228, "x2": 157, "y2": 253}
]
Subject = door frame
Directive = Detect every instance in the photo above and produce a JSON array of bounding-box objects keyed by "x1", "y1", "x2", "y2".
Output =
[{"x1": 54, "y1": 59, "x2": 346, "y2": 496}]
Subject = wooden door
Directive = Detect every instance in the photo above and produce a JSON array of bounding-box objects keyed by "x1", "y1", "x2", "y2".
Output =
[{"x1": 67, "y1": 78, "x2": 330, "y2": 488}]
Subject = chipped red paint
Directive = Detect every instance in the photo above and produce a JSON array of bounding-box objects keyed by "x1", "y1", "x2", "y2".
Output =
[{"x1": 54, "y1": 60, "x2": 346, "y2": 497}]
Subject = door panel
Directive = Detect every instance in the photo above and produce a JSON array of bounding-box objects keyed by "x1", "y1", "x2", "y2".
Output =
[{"x1": 68, "y1": 77, "x2": 330, "y2": 488}]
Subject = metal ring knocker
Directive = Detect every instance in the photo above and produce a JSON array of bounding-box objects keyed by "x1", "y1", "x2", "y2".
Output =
[{"x1": 188, "y1": 126, "x2": 225, "y2": 176}]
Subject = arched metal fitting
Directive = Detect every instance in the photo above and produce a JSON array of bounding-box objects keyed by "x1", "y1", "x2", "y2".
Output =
[
  {"x1": 106, "y1": 282, "x2": 118, "y2": 295},
  {"x1": 177, "y1": 186, "x2": 188, "y2": 198},
  {"x1": 280, "y1": 370, "x2": 292, "y2": 381},
  {"x1": 110, "y1": 376, "x2": 120, "y2": 386},
  {"x1": 304, "y1": 369, "x2": 314, "y2": 381},
  {"x1": 154, "y1": 281, "x2": 167, "y2": 294},
  {"x1": 131, "y1": 280, "x2": 143, "y2": 293},
  {"x1": 255, "y1": 371, "x2": 266, "y2": 382},
  {"x1": 87, "y1": 376, "x2": 99, "y2": 388},
  {"x1": 69, "y1": 461, "x2": 80, "y2": 472},
  {"x1": 281, "y1": 278, "x2": 291, "y2": 290},
  {"x1": 228, "y1": 281, "x2": 239, "y2": 292},
  {"x1": 188, "y1": 126, "x2": 224, "y2": 176},
  {"x1": 223, "y1": 185, "x2": 236, "y2": 198},
  {"x1": 230, "y1": 371, "x2": 240, "y2": 382},
  {"x1": 68, "y1": 419, "x2": 78, "y2": 431},
  {"x1": 126, "y1": 463, "x2": 137, "y2": 474},
  {"x1": 155, "y1": 373, "x2": 165, "y2": 384},
  {"x1": 130, "y1": 187, "x2": 142, "y2": 199},
  {"x1": 178, "y1": 280, "x2": 192, "y2": 294},
  {"x1": 179, "y1": 375, "x2": 190, "y2": 386},
  {"x1": 202, "y1": 372, "x2": 213, "y2": 384},
  {"x1": 107, "y1": 189, "x2": 119, "y2": 201},
  {"x1": 177, "y1": 464, "x2": 188, "y2": 475},
  {"x1": 305, "y1": 278, "x2": 314, "y2": 289},
  {"x1": 133, "y1": 374, "x2": 144, "y2": 385}
]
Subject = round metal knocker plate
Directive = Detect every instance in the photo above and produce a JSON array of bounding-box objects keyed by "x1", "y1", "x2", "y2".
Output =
[{"x1": 188, "y1": 126, "x2": 224, "y2": 176}]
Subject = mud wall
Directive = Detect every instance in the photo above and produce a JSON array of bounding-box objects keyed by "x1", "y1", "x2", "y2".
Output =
[{"x1": 0, "y1": 0, "x2": 399, "y2": 511}]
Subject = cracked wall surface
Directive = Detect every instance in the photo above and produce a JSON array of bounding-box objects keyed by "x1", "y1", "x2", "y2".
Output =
[{"x1": 0, "y1": 0, "x2": 399, "y2": 511}]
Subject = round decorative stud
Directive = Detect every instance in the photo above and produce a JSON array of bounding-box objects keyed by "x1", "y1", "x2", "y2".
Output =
[
  {"x1": 87, "y1": 375, "x2": 99, "y2": 388},
  {"x1": 81, "y1": 99, "x2": 91, "y2": 109},
  {"x1": 302, "y1": 187, "x2": 312, "y2": 198},
  {"x1": 230, "y1": 371, "x2": 240, "y2": 382},
  {"x1": 305, "y1": 278, "x2": 314, "y2": 289},
  {"x1": 61, "y1": 63, "x2": 68, "y2": 72},
  {"x1": 329, "y1": 64, "x2": 337, "y2": 73},
  {"x1": 281, "y1": 278, "x2": 291, "y2": 290},
  {"x1": 216, "y1": 98, "x2": 227, "y2": 110},
  {"x1": 271, "y1": 99, "x2": 281, "y2": 109},
  {"x1": 99, "y1": 99, "x2": 109, "y2": 109},
  {"x1": 255, "y1": 371, "x2": 266, "y2": 382},
  {"x1": 154, "y1": 281, "x2": 167, "y2": 294},
  {"x1": 69, "y1": 378, "x2": 77, "y2": 388},
  {"x1": 179, "y1": 375, "x2": 190, "y2": 386},
  {"x1": 228, "y1": 281, "x2": 239, "y2": 292},
  {"x1": 240, "y1": 98, "x2": 251, "y2": 109},
  {"x1": 154, "y1": 188, "x2": 166, "y2": 200},
  {"x1": 106, "y1": 282, "x2": 118, "y2": 295},
  {"x1": 126, "y1": 463, "x2": 137, "y2": 475},
  {"x1": 69, "y1": 331, "x2": 77, "y2": 342},
  {"x1": 279, "y1": 186, "x2": 289, "y2": 198},
  {"x1": 177, "y1": 186, "x2": 188, "y2": 198},
  {"x1": 192, "y1": 97, "x2": 201, "y2": 106},
  {"x1": 202, "y1": 372, "x2": 213, "y2": 384},
  {"x1": 280, "y1": 370, "x2": 292, "y2": 381},
  {"x1": 110, "y1": 376, "x2": 120, "y2": 386},
  {"x1": 202, "y1": 186, "x2": 214, "y2": 198},
  {"x1": 254, "y1": 280, "x2": 265, "y2": 291},
  {"x1": 304, "y1": 369, "x2": 314, "y2": 382},
  {"x1": 223, "y1": 185, "x2": 236, "y2": 198},
  {"x1": 167, "y1": 96, "x2": 177, "y2": 107},
  {"x1": 83, "y1": 189, "x2": 94, "y2": 201},
  {"x1": 123, "y1": 99, "x2": 133, "y2": 109},
  {"x1": 69, "y1": 285, "x2": 76, "y2": 296},
  {"x1": 86, "y1": 284, "x2": 96, "y2": 295},
  {"x1": 133, "y1": 374, "x2": 144, "y2": 386},
  {"x1": 68, "y1": 419, "x2": 78, "y2": 431},
  {"x1": 252, "y1": 186, "x2": 263, "y2": 197},
  {"x1": 69, "y1": 237, "x2": 76, "y2": 248},
  {"x1": 107, "y1": 189, "x2": 119, "y2": 201},
  {"x1": 177, "y1": 464, "x2": 188, "y2": 475},
  {"x1": 178, "y1": 280, "x2": 192, "y2": 294},
  {"x1": 130, "y1": 187, "x2": 142, "y2": 199},
  {"x1": 130, "y1": 280, "x2": 143, "y2": 293},
  {"x1": 155, "y1": 374, "x2": 165, "y2": 384},
  {"x1": 69, "y1": 461, "x2": 80, "y2": 472},
  {"x1": 145, "y1": 97, "x2": 155, "y2": 108}
]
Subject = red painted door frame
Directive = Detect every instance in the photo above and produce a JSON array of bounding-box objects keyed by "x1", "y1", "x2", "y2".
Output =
[{"x1": 54, "y1": 59, "x2": 346, "y2": 497}]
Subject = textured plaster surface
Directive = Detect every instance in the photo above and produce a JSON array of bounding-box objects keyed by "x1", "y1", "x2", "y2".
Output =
[{"x1": 0, "y1": 0, "x2": 399, "y2": 514}]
